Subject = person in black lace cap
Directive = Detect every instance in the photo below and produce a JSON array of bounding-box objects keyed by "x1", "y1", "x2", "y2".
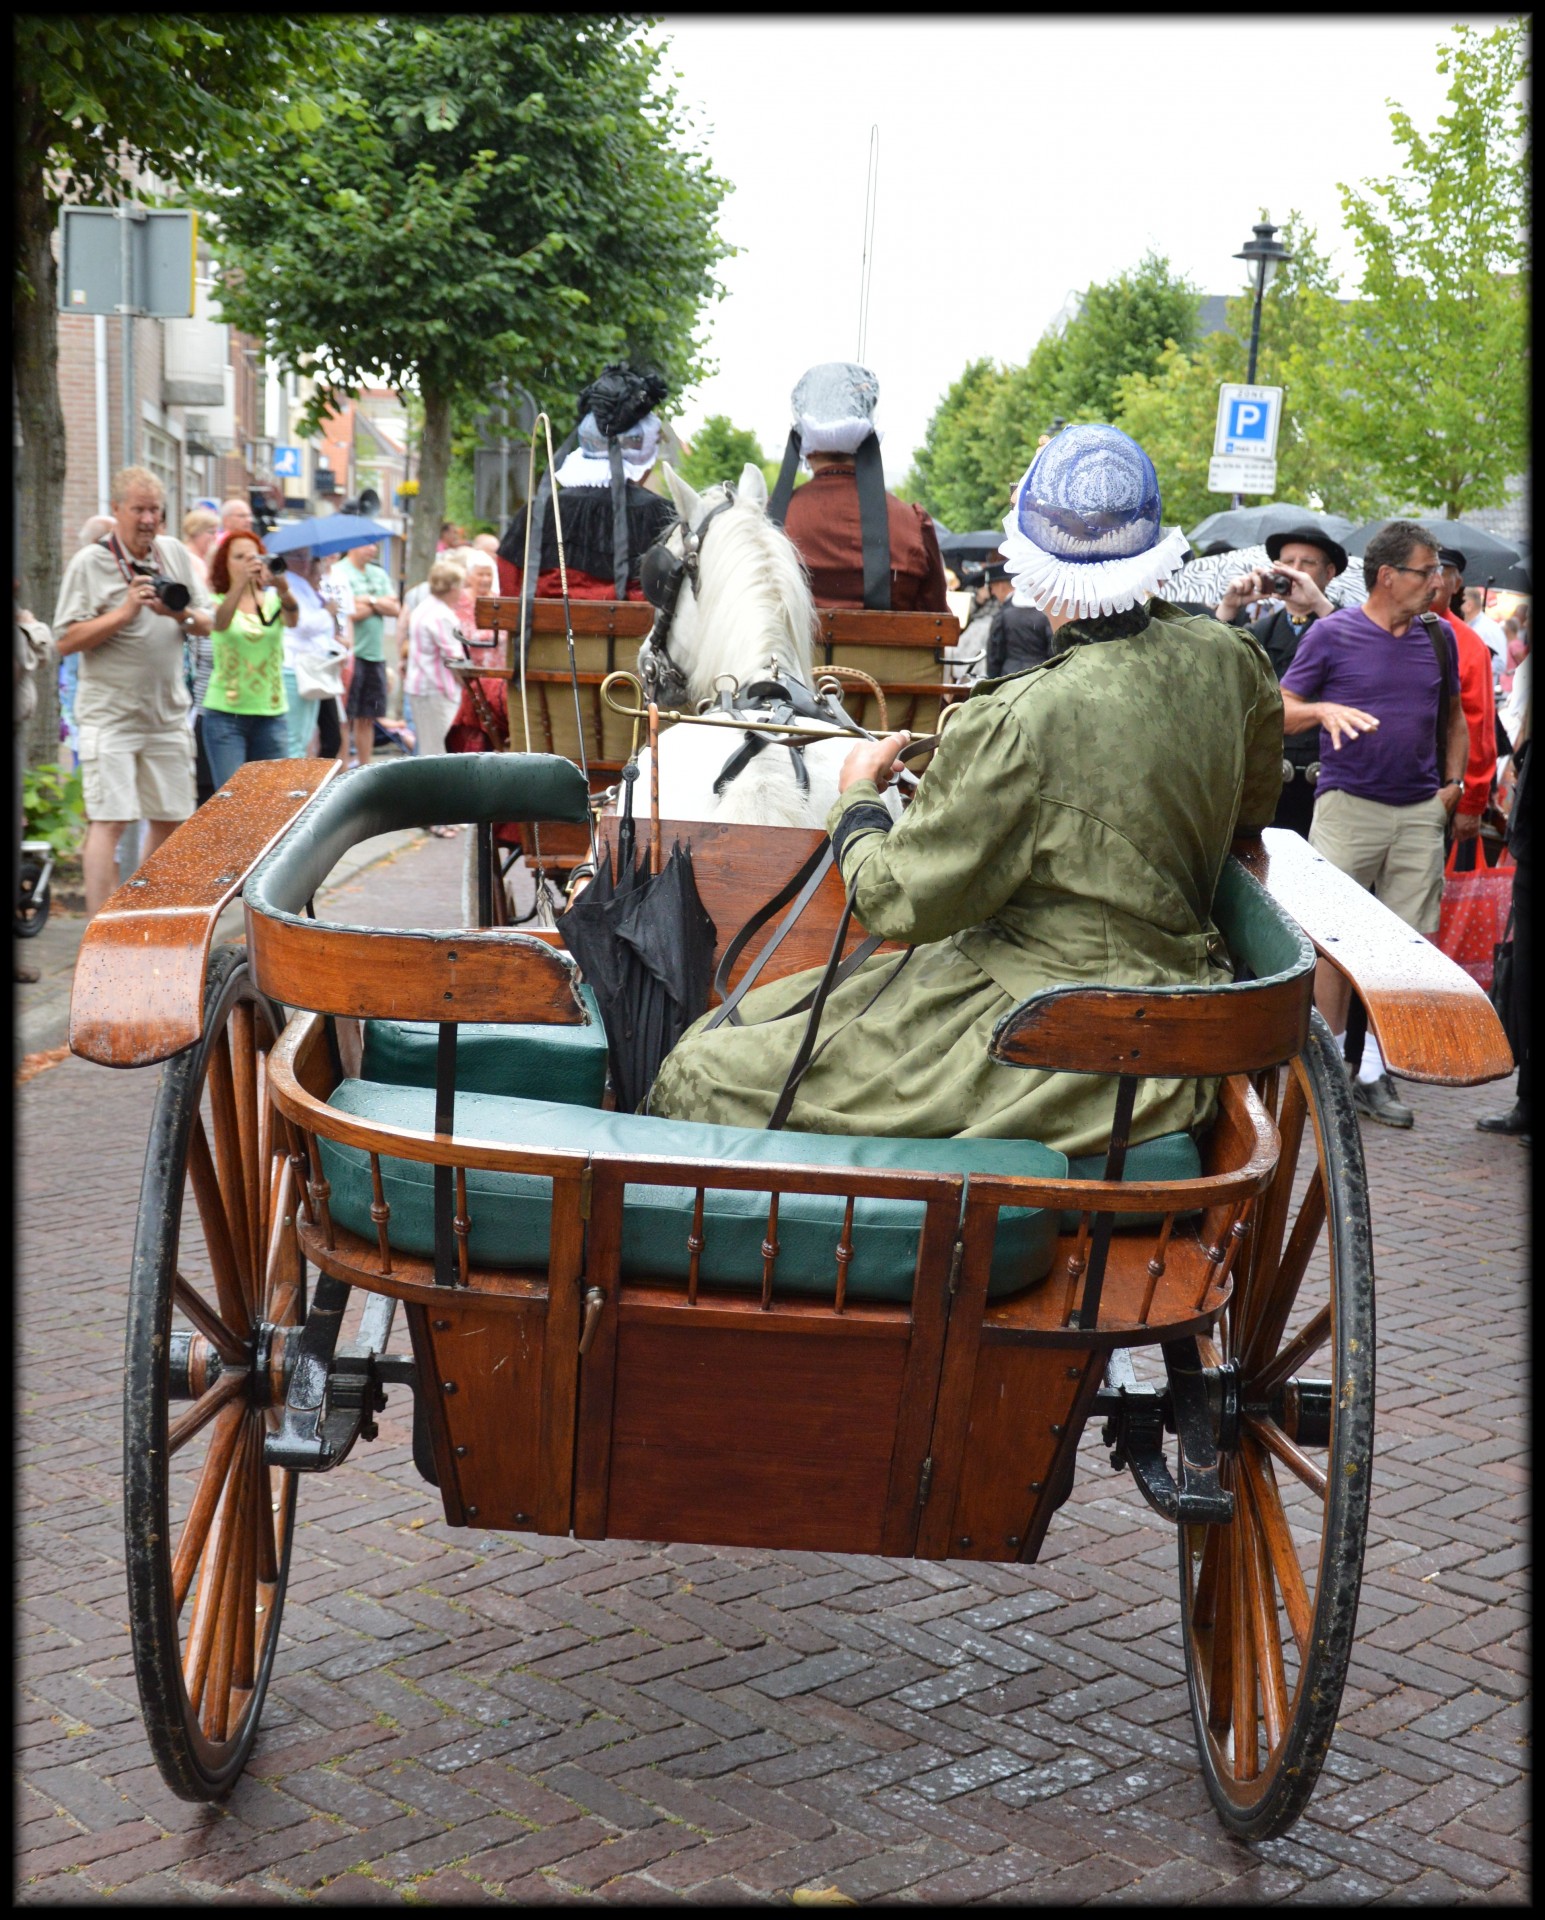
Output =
[{"x1": 493, "y1": 364, "x2": 675, "y2": 604}]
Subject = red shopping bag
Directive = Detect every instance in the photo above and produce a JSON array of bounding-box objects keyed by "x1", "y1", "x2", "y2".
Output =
[{"x1": 1436, "y1": 841, "x2": 1514, "y2": 988}]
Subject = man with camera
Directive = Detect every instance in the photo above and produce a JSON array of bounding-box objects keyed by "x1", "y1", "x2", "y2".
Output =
[
  {"x1": 1214, "y1": 526, "x2": 1345, "y2": 837},
  {"x1": 52, "y1": 466, "x2": 213, "y2": 917}
]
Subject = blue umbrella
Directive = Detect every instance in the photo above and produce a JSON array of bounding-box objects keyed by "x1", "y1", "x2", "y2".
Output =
[{"x1": 265, "y1": 513, "x2": 396, "y2": 558}]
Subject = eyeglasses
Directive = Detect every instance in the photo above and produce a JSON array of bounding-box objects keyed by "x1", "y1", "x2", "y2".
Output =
[{"x1": 1390, "y1": 563, "x2": 1445, "y2": 580}]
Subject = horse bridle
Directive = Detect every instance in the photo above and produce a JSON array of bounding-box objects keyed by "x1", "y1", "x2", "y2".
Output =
[{"x1": 637, "y1": 486, "x2": 737, "y2": 706}]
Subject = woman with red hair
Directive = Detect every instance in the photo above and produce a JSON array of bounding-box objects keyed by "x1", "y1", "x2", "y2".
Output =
[{"x1": 200, "y1": 528, "x2": 299, "y2": 789}]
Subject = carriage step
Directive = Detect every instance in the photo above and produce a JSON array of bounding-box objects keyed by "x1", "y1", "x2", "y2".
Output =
[{"x1": 1097, "y1": 1340, "x2": 1235, "y2": 1526}]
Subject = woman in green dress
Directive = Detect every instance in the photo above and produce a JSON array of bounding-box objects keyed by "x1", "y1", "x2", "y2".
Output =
[
  {"x1": 200, "y1": 530, "x2": 300, "y2": 789},
  {"x1": 649, "y1": 425, "x2": 1285, "y2": 1158}
]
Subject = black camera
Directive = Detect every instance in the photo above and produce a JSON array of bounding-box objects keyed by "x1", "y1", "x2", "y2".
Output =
[
  {"x1": 1263, "y1": 571, "x2": 1295, "y2": 596},
  {"x1": 128, "y1": 558, "x2": 191, "y2": 613},
  {"x1": 262, "y1": 553, "x2": 288, "y2": 576}
]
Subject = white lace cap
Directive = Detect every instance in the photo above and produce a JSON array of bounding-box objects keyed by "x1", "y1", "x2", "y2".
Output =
[
  {"x1": 999, "y1": 512, "x2": 1190, "y2": 618},
  {"x1": 557, "y1": 411, "x2": 660, "y2": 488},
  {"x1": 792, "y1": 362, "x2": 882, "y2": 460}
]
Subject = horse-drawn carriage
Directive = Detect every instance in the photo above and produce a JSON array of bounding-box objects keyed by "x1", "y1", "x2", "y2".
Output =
[{"x1": 68, "y1": 464, "x2": 1512, "y2": 1840}]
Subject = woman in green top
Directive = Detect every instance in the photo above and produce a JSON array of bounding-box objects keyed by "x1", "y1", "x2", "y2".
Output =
[{"x1": 201, "y1": 530, "x2": 300, "y2": 789}]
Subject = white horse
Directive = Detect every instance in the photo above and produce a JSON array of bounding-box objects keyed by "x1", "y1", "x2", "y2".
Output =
[{"x1": 633, "y1": 463, "x2": 897, "y2": 831}]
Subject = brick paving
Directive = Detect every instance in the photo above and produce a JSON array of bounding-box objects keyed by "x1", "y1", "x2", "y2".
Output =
[{"x1": 16, "y1": 832, "x2": 1529, "y2": 1904}]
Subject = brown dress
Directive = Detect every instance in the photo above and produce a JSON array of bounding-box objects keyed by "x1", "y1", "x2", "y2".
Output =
[{"x1": 782, "y1": 465, "x2": 950, "y2": 612}]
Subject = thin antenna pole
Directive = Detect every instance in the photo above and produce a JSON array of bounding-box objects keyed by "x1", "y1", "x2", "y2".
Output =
[{"x1": 857, "y1": 125, "x2": 879, "y2": 365}]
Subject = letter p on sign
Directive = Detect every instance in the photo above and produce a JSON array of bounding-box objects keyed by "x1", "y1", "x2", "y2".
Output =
[{"x1": 1228, "y1": 400, "x2": 1268, "y2": 441}]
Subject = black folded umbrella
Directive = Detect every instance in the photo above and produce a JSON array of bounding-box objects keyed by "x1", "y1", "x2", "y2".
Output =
[{"x1": 557, "y1": 793, "x2": 716, "y2": 1114}]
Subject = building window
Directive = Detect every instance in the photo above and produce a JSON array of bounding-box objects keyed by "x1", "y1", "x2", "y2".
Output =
[{"x1": 143, "y1": 424, "x2": 182, "y2": 512}]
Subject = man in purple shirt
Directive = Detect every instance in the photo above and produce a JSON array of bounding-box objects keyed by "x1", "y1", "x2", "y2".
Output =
[{"x1": 1281, "y1": 519, "x2": 1468, "y2": 1128}]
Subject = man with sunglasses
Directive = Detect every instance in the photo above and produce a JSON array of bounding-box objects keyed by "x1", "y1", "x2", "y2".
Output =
[{"x1": 1279, "y1": 520, "x2": 1468, "y2": 1128}]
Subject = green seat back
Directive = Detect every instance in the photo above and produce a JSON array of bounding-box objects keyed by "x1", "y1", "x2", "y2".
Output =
[
  {"x1": 362, "y1": 984, "x2": 608, "y2": 1107},
  {"x1": 1211, "y1": 857, "x2": 1314, "y2": 983},
  {"x1": 317, "y1": 1084, "x2": 1068, "y2": 1302},
  {"x1": 1062, "y1": 1131, "x2": 1202, "y2": 1231}
]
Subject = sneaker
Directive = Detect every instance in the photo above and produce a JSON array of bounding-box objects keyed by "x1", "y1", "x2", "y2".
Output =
[{"x1": 1352, "y1": 1072, "x2": 1414, "y2": 1129}]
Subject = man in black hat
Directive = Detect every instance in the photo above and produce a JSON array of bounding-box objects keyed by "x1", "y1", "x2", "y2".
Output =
[
  {"x1": 953, "y1": 558, "x2": 1055, "y2": 681},
  {"x1": 1215, "y1": 527, "x2": 1348, "y2": 836}
]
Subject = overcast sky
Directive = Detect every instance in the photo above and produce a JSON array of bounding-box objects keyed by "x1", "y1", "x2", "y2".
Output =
[{"x1": 653, "y1": 14, "x2": 1511, "y2": 485}]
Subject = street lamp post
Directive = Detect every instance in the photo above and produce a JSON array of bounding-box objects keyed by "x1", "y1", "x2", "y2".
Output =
[{"x1": 1230, "y1": 220, "x2": 1292, "y2": 506}]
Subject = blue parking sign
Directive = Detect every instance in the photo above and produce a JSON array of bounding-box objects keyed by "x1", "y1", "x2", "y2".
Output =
[
  {"x1": 1214, "y1": 384, "x2": 1283, "y2": 460},
  {"x1": 273, "y1": 445, "x2": 301, "y2": 478},
  {"x1": 1227, "y1": 399, "x2": 1269, "y2": 442}
]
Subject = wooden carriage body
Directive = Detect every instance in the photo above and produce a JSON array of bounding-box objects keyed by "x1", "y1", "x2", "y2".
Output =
[{"x1": 69, "y1": 738, "x2": 1512, "y2": 1828}]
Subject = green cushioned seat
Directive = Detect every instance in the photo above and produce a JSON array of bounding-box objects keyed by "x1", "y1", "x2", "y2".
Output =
[
  {"x1": 361, "y1": 985, "x2": 608, "y2": 1107},
  {"x1": 317, "y1": 1084, "x2": 1068, "y2": 1303},
  {"x1": 1061, "y1": 1132, "x2": 1202, "y2": 1231}
]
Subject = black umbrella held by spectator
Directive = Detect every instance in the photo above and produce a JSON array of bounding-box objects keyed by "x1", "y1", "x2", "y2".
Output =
[{"x1": 557, "y1": 771, "x2": 717, "y2": 1114}]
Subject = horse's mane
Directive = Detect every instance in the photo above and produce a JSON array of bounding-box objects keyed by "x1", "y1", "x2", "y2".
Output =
[{"x1": 674, "y1": 486, "x2": 816, "y2": 701}]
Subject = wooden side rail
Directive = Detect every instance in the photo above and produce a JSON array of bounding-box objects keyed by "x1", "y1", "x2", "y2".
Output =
[
  {"x1": 69, "y1": 757, "x2": 339, "y2": 1069},
  {"x1": 813, "y1": 608, "x2": 960, "y2": 658},
  {"x1": 1247, "y1": 827, "x2": 1514, "y2": 1086},
  {"x1": 993, "y1": 981, "x2": 1312, "y2": 1080},
  {"x1": 474, "y1": 597, "x2": 654, "y2": 641}
]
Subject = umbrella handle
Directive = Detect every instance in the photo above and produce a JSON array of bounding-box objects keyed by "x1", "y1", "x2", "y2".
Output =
[{"x1": 649, "y1": 700, "x2": 662, "y2": 876}]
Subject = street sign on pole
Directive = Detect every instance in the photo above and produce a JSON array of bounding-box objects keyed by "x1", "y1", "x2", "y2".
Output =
[
  {"x1": 58, "y1": 206, "x2": 198, "y2": 318},
  {"x1": 1212, "y1": 383, "x2": 1284, "y2": 495},
  {"x1": 1214, "y1": 383, "x2": 1283, "y2": 460}
]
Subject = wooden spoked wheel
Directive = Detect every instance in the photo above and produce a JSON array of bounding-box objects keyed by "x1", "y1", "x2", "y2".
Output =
[
  {"x1": 124, "y1": 943, "x2": 305, "y2": 1800},
  {"x1": 1179, "y1": 1011, "x2": 1375, "y2": 1839}
]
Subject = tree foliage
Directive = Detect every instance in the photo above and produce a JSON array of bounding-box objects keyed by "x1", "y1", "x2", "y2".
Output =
[
  {"x1": 677, "y1": 414, "x2": 764, "y2": 491},
  {"x1": 904, "y1": 255, "x2": 1199, "y2": 528},
  {"x1": 1332, "y1": 16, "x2": 1529, "y2": 519},
  {"x1": 203, "y1": 14, "x2": 731, "y2": 585},
  {"x1": 13, "y1": 13, "x2": 345, "y2": 755},
  {"x1": 1053, "y1": 251, "x2": 1201, "y2": 422},
  {"x1": 1113, "y1": 217, "x2": 1388, "y2": 532}
]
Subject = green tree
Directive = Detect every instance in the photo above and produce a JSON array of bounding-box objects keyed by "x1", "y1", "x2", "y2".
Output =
[
  {"x1": 1112, "y1": 216, "x2": 1388, "y2": 532},
  {"x1": 205, "y1": 15, "x2": 731, "y2": 590},
  {"x1": 1333, "y1": 17, "x2": 1529, "y2": 518},
  {"x1": 905, "y1": 253, "x2": 1200, "y2": 529},
  {"x1": 1052, "y1": 251, "x2": 1201, "y2": 422},
  {"x1": 677, "y1": 414, "x2": 764, "y2": 490},
  {"x1": 13, "y1": 13, "x2": 346, "y2": 759},
  {"x1": 905, "y1": 340, "x2": 1065, "y2": 530}
]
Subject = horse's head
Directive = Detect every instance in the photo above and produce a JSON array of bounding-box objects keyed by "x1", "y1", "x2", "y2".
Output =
[{"x1": 637, "y1": 462, "x2": 816, "y2": 708}]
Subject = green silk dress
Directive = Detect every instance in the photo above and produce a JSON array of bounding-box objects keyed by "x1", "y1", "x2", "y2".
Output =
[{"x1": 648, "y1": 600, "x2": 1285, "y2": 1158}]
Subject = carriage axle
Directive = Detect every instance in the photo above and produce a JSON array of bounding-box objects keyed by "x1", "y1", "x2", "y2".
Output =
[{"x1": 1096, "y1": 1342, "x2": 1333, "y2": 1526}]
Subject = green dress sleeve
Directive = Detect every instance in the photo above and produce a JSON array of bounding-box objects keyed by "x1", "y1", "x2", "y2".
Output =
[
  {"x1": 1236, "y1": 641, "x2": 1287, "y2": 832},
  {"x1": 824, "y1": 695, "x2": 1044, "y2": 946}
]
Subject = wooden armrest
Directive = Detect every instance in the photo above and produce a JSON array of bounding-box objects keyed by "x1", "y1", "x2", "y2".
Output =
[{"x1": 69, "y1": 759, "x2": 339, "y2": 1069}]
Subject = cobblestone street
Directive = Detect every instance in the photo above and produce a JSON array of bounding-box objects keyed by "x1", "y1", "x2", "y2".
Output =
[{"x1": 16, "y1": 831, "x2": 1529, "y2": 1904}]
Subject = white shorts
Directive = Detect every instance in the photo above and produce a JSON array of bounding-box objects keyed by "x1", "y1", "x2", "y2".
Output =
[{"x1": 77, "y1": 722, "x2": 197, "y2": 824}]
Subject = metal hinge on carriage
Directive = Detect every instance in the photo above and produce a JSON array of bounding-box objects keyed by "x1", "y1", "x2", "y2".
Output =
[
  {"x1": 947, "y1": 1236, "x2": 964, "y2": 1297},
  {"x1": 917, "y1": 1455, "x2": 934, "y2": 1506}
]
